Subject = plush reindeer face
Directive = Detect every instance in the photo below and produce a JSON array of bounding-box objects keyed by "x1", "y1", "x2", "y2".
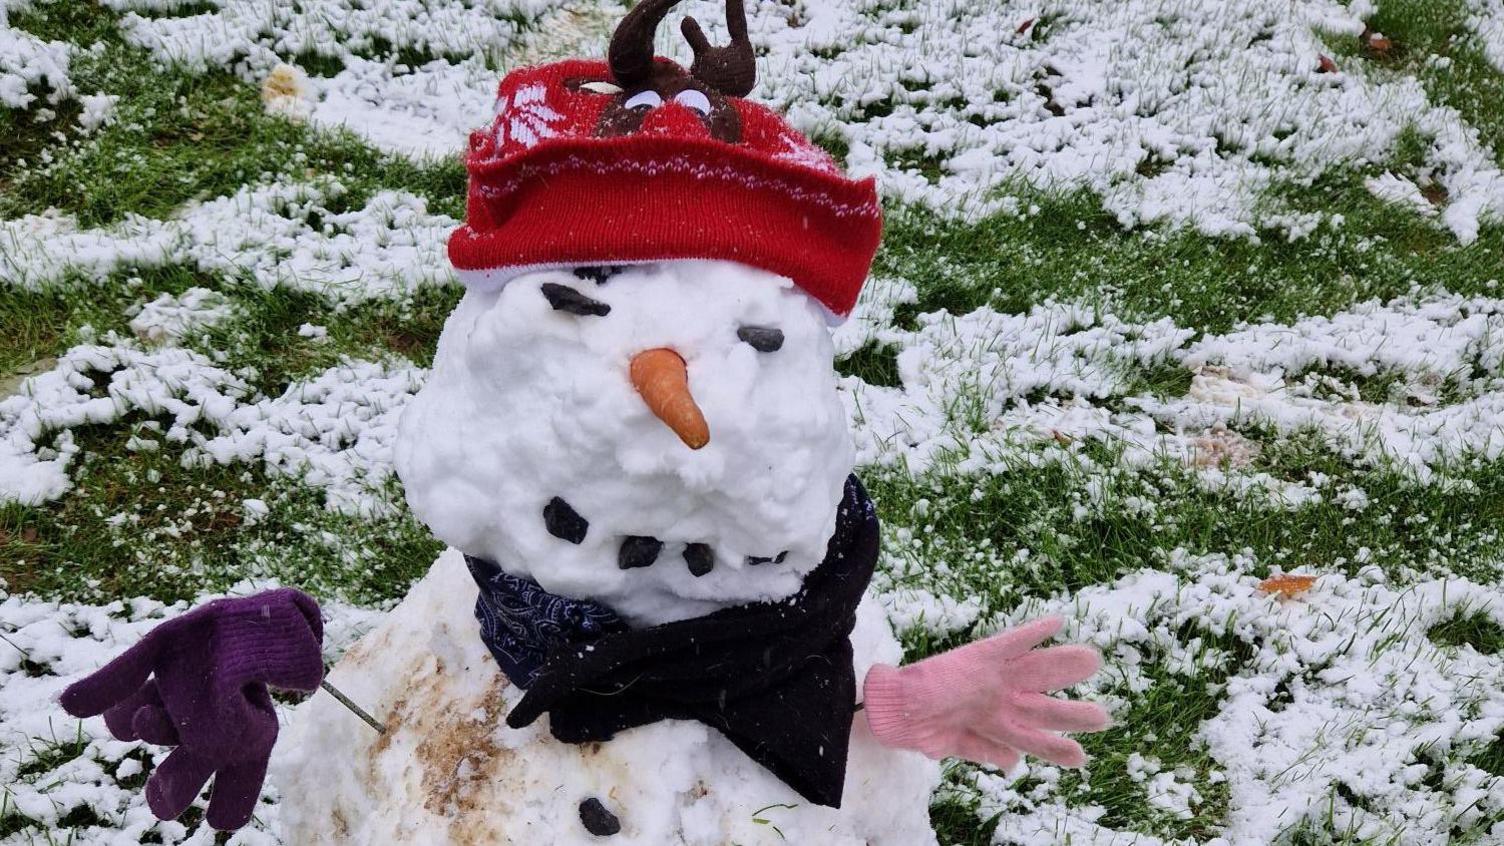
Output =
[{"x1": 576, "y1": 0, "x2": 755, "y2": 143}]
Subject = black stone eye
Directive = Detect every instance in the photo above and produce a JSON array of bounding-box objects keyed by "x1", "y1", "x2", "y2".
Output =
[
  {"x1": 542, "y1": 283, "x2": 611, "y2": 316},
  {"x1": 737, "y1": 326, "x2": 783, "y2": 352}
]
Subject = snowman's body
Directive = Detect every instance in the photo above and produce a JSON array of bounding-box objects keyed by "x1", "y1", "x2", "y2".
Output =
[{"x1": 275, "y1": 261, "x2": 942, "y2": 843}]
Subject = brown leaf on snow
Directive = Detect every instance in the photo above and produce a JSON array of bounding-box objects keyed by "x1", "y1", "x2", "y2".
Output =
[
  {"x1": 1317, "y1": 54, "x2": 1338, "y2": 73},
  {"x1": 1360, "y1": 27, "x2": 1394, "y2": 58},
  {"x1": 1017, "y1": 17, "x2": 1036, "y2": 35},
  {"x1": 1259, "y1": 574, "x2": 1317, "y2": 598}
]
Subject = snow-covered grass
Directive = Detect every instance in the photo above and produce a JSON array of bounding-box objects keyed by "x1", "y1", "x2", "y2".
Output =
[{"x1": 3, "y1": 0, "x2": 1504, "y2": 843}]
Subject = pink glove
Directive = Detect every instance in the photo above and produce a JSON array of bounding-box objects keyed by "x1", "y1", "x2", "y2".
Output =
[{"x1": 862, "y1": 616, "x2": 1109, "y2": 770}]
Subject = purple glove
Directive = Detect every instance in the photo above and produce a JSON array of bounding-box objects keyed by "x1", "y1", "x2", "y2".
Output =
[{"x1": 59, "y1": 588, "x2": 324, "y2": 830}]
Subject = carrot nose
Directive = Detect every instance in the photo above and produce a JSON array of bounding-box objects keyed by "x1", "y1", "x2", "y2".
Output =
[{"x1": 629, "y1": 348, "x2": 710, "y2": 449}]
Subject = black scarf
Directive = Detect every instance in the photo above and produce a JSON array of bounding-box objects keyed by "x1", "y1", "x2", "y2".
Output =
[{"x1": 467, "y1": 475, "x2": 878, "y2": 807}]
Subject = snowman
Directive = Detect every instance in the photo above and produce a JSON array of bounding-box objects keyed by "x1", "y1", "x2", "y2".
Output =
[{"x1": 58, "y1": 2, "x2": 1109, "y2": 842}]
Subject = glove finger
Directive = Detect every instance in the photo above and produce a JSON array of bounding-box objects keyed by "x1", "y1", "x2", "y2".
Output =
[
  {"x1": 205, "y1": 757, "x2": 270, "y2": 831},
  {"x1": 145, "y1": 747, "x2": 216, "y2": 822},
  {"x1": 283, "y1": 588, "x2": 325, "y2": 646},
  {"x1": 976, "y1": 616, "x2": 1063, "y2": 662},
  {"x1": 1007, "y1": 645, "x2": 1101, "y2": 692},
  {"x1": 60, "y1": 631, "x2": 168, "y2": 718},
  {"x1": 255, "y1": 601, "x2": 325, "y2": 693},
  {"x1": 1008, "y1": 692, "x2": 1112, "y2": 733},
  {"x1": 991, "y1": 721, "x2": 1087, "y2": 768},
  {"x1": 952, "y1": 732, "x2": 1021, "y2": 771},
  {"x1": 101, "y1": 683, "x2": 158, "y2": 741},
  {"x1": 132, "y1": 703, "x2": 181, "y2": 746}
]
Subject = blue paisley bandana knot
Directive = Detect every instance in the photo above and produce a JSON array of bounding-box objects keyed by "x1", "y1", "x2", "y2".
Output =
[{"x1": 465, "y1": 555, "x2": 627, "y2": 688}]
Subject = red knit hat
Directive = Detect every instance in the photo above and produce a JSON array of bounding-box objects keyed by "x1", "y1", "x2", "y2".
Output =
[{"x1": 447, "y1": 0, "x2": 880, "y2": 320}]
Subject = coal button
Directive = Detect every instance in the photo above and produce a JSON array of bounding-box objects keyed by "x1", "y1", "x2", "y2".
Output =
[
  {"x1": 579, "y1": 797, "x2": 621, "y2": 837},
  {"x1": 544, "y1": 497, "x2": 589, "y2": 544},
  {"x1": 618, "y1": 535, "x2": 663, "y2": 569}
]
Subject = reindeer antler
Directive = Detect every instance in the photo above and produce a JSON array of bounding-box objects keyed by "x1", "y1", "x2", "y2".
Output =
[
  {"x1": 608, "y1": 0, "x2": 686, "y2": 90},
  {"x1": 682, "y1": 0, "x2": 756, "y2": 97}
]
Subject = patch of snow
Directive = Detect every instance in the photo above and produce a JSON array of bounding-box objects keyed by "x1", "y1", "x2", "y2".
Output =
[
  {"x1": 0, "y1": 180, "x2": 458, "y2": 305},
  {"x1": 196, "y1": 357, "x2": 425, "y2": 518},
  {"x1": 76, "y1": 92, "x2": 120, "y2": 132},
  {"x1": 0, "y1": 341, "x2": 422, "y2": 515},
  {"x1": 98, "y1": 0, "x2": 582, "y2": 159},
  {"x1": 0, "y1": 2, "x2": 73, "y2": 110},
  {"x1": 1467, "y1": 0, "x2": 1504, "y2": 73},
  {"x1": 848, "y1": 291, "x2": 1504, "y2": 488},
  {"x1": 127, "y1": 287, "x2": 236, "y2": 343},
  {"x1": 1364, "y1": 172, "x2": 1438, "y2": 217},
  {"x1": 879, "y1": 587, "x2": 984, "y2": 637}
]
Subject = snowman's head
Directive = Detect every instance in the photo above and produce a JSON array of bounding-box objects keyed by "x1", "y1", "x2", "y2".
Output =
[{"x1": 395, "y1": 260, "x2": 853, "y2": 625}]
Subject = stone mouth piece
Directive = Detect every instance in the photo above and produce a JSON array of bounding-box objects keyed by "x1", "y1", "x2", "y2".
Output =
[{"x1": 549, "y1": 499, "x2": 788, "y2": 578}]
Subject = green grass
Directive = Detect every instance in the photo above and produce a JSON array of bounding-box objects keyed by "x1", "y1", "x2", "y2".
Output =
[
  {"x1": 1428, "y1": 609, "x2": 1504, "y2": 654},
  {"x1": 201, "y1": 283, "x2": 461, "y2": 392},
  {"x1": 869, "y1": 437, "x2": 1504, "y2": 624},
  {"x1": 836, "y1": 340, "x2": 902, "y2": 387},
  {"x1": 0, "y1": 424, "x2": 441, "y2": 604},
  {"x1": 1352, "y1": 0, "x2": 1504, "y2": 168},
  {"x1": 879, "y1": 172, "x2": 1504, "y2": 336},
  {"x1": 1060, "y1": 640, "x2": 1248, "y2": 840},
  {"x1": 2, "y1": 2, "x2": 465, "y2": 227},
  {"x1": 929, "y1": 780, "x2": 1002, "y2": 846},
  {"x1": 0, "y1": 264, "x2": 212, "y2": 375}
]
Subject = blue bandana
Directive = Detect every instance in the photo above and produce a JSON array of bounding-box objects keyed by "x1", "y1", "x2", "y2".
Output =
[{"x1": 465, "y1": 555, "x2": 627, "y2": 688}]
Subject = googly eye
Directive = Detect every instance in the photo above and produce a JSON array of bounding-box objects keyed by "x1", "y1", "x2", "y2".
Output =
[
  {"x1": 673, "y1": 89, "x2": 713, "y2": 115},
  {"x1": 579, "y1": 81, "x2": 623, "y2": 95},
  {"x1": 624, "y1": 90, "x2": 663, "y2": 111}
]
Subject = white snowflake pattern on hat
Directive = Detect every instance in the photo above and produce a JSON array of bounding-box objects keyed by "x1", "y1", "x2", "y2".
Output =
[{"x1": 493, "y1": 83, "x2": 564, "y2": 152}]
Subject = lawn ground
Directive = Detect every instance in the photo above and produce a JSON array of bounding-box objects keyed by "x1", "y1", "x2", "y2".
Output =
[{"x1": 3, "y1": 0, "x2": 1504, "y2": 843}]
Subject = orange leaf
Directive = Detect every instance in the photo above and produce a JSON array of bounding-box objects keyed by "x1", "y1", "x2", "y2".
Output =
[
  {"x1": 1317, "y1": 54, "x2": 1338, "y2": 73},
  {"x1": 1259, "y1": 574, "x2": 1317, "y2": 597}
]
